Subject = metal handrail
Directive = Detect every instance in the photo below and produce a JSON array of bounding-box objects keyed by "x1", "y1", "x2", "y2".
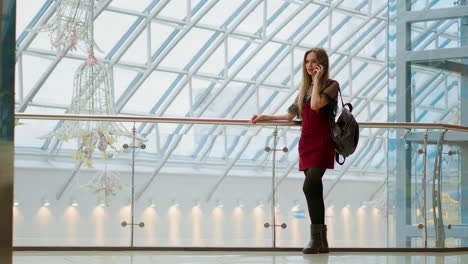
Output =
[{"x1": 15, "y1": 113, "x2": 468, "y2": 132}]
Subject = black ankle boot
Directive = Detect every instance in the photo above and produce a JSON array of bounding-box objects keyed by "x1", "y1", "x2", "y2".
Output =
[
  {"x1": 303, "y1": 224, "x2": 322, "y2": 254},
  {"x1": 319, "y1": 224, "x2": 329, "y2": 253}
]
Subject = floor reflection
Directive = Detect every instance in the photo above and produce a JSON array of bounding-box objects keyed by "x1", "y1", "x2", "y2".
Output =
[{"x1": 13, "y1": 251, "x2": 468, "y2": 264}]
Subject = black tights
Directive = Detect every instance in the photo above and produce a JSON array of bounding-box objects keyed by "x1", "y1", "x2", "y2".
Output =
[{"x1": 303, "y1": 167, "x2": 326, "y2": 225}]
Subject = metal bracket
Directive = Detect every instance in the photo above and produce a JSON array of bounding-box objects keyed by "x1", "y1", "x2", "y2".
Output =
[
  {"x1": 264, "y1": 222, "x2": 287, "y2": 229},
  {"x1": 121, "y1": 221, "x2": 145, "y2": 228}
]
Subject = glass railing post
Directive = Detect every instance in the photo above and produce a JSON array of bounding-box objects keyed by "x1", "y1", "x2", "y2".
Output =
[
  {"x1": 263, "y1": 126, "x2": 288, "y2": 248},
  {"x1": 121, "y1": 122, "x2": 145, "y2": 246},
  {"x1": 272, "y1": 127, "x2": 278, "y2": 247},
  {"x1": 422, "y1": 129, "x2": 428, "y2": 248}
]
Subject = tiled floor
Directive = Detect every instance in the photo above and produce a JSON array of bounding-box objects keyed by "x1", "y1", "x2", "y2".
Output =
[{"x1": 12, "y1": 251, "x2": 468, "y2": 264}]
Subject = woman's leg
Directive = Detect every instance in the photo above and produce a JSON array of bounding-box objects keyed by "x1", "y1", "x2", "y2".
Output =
[
  {"x1": 303, "y1": 167, "x2": 326, "y2": 224},
  {"x1": 302, "y1": 167, "x2": 329, "y2": 254}
]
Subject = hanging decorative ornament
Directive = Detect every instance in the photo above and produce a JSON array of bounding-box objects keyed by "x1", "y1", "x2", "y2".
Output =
[
  {"x1": 40, "y1": 0, "x2": 145, "y2": 205},
  {"x1": 84, "y1": 165, "x2": 124, "y2": 207},
  {"x1": 44, "y1": 51, "x2": 134, "y2": 168},
  {"x1": 29, "y1": 0, "x2": 96, "y2": 56}
]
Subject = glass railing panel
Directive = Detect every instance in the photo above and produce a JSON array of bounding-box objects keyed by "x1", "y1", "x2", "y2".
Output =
[
  {"x1": 425, "y1": 141, "x2": 464, "y2": 248},
  {"x1": 14, "y1": 117, "x2": 134, "y2": 246},
  {"x1": 13, "y1": 116, "x2": 468, "y2": 249},
  {"x1": 132, "y1": 122, "x2": 274, "y2": 247},
  {"x1": 387, "y1": 127, "x2": 467, "y2": 248}
]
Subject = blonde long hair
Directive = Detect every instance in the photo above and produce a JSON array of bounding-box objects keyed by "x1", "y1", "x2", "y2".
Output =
[{"x1": 296, "y1": 48, "x2": 330, "y2": 118}]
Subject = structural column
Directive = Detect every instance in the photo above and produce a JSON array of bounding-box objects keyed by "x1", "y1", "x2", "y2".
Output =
[
  {"x1": 395, "y1": 0, "x2": 412, "y2": 248},
  {"x1": 0, "y1": 0, "x2": 16, "y2": 263},
  {"x1": 460, "y1": 0, "x2": 468, "y2": 247}
]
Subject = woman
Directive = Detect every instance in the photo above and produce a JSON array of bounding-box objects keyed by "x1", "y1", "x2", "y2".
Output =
[{"x1": 251, "y1": 48, "x2": 339, "y2": 254}]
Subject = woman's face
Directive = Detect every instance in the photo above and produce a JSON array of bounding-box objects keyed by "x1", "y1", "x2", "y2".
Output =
[{"x1": 305, "y1": 51, "x2": 319, "y2": 77}]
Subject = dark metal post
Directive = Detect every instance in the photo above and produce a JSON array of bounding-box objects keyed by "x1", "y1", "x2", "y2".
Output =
[
  {"x1": 0, "y1": 0, "x2": 16, "y2": 263},
  {"x1": 395, "y1": 0, "x2": 413, "y2": 248}
]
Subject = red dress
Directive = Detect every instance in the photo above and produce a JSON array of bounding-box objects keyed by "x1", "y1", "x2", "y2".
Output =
[{"x1": 298, "y1": 101, "x2": 335, "y2": 171}]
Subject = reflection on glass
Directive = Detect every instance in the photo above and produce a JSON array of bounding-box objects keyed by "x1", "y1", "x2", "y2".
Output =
[
  {"x1": 410, "y1": 62, "x2": 461, "y2": 124},
  {"x1": 411, "y1": 19, "x2": 460, "y2": 51}
]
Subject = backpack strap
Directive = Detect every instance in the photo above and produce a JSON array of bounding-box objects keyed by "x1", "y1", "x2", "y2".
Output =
[
  {"x1": 336, "y1": 153, "x2": 345, "y2": 165},
  {"x1": 337, "y1": 86, "x2": 345, "y2": 108},
  {"x1": 337, "y1": 87, "x2": 353, "y2": 112}
]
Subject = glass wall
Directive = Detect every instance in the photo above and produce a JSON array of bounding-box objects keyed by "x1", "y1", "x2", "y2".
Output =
[
  {"x1": 387, "y1": 128, "x2": 466, "y2": 248},
  {"x1": 387, "y1": 0, "x2": 468, "y2": 248}
]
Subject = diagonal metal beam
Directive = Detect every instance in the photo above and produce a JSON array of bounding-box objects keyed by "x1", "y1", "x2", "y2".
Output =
[
  {"x1": 106, "y1": 0, "x2": 170, "y2": 63},
  {"x1": 330, "y1": 22, "x2": 386, "y2": 81},
  {"x1": 16, "y1": 0, "x2": 58, "y2": 59},
  {"x1": 205, "y1": 135, "x2": 255, "y2": 201},
  {"x1": 354, "y1": 136, "x2": 385, "y2": 170},
  {"x1": 56, "y1": 161, "x2": 83, "y2": 200},
  {"x1": 115, "y1": 0, "x2": 220, "y2": 112},
  {"x1": 414, "y1": 73, "x2": 446, "y2": 107},
  {"x1": 412, "y1": 20, "x2": 458, "y2": 50},
  {"x1": 415, "y1": 81, "x2": 458, "y2": 122}
]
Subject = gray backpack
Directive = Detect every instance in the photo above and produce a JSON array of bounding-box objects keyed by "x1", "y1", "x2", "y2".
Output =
[{"x1": 329, "y1": 88, "x2": 359, "y2": 165}]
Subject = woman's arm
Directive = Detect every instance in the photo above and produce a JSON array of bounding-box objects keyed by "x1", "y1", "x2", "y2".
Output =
[{"x1": 250, "y1": 112, "x2": 295, "y2": 124}]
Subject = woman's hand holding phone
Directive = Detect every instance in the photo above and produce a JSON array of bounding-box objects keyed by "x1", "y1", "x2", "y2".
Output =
[{"x1": 313, "y1": 64, "x2": 324, "y2": 82}]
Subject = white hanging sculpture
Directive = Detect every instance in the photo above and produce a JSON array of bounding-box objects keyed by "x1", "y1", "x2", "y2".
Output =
[
  {"x1": 44, "y1": 52, "x2": 136, "y2": 205},
  {"x1": 84, "y1": 165, "x2": 124, "y2": 207},
  {"x1": 30, "y1": 0, "x2": 94, "y2": 55},
  {"x1": 39, "y1": 0, "x2": 145, "y2": 205},
  {"x1": 51, "y1": 53, "x2": 133, "y2": 168}
]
